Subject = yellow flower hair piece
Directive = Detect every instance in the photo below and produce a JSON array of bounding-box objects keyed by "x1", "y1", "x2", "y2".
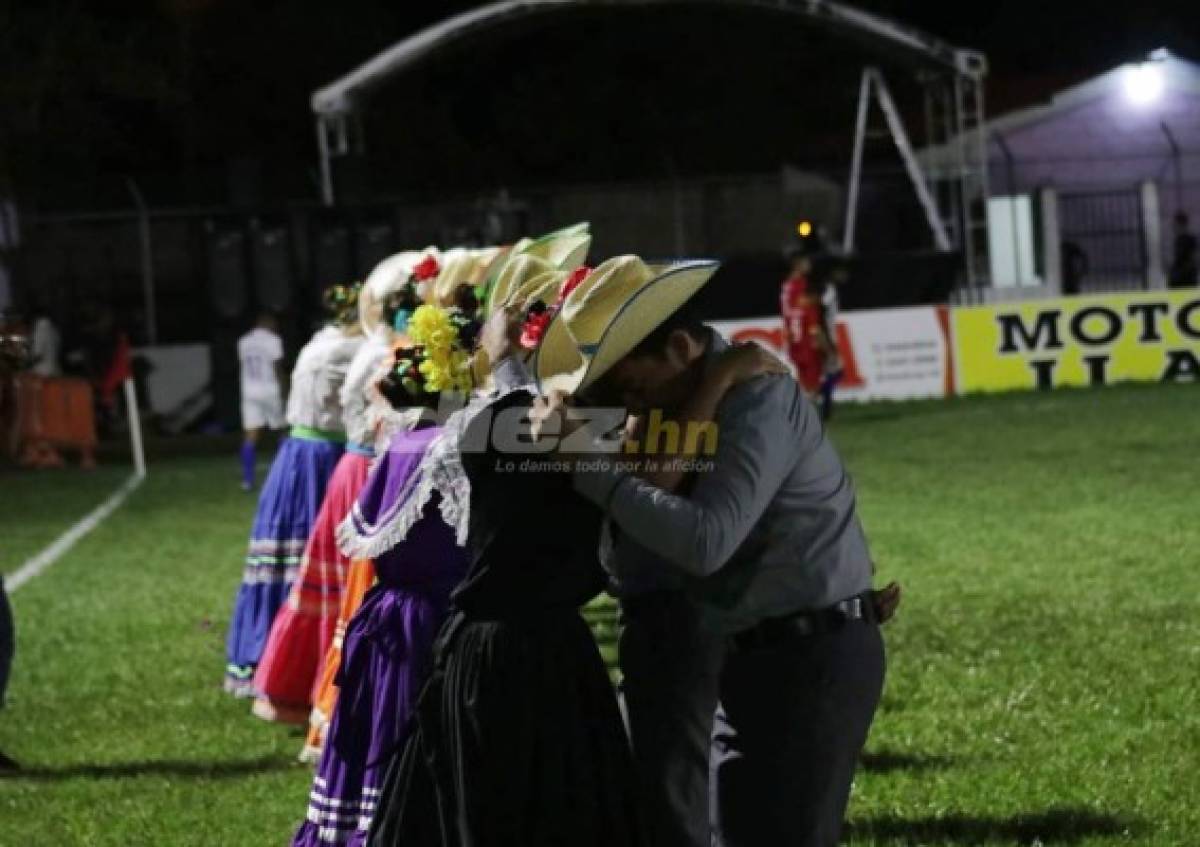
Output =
[{"x1": 406, "y1": 304, "x2": 474, "y2": 394}]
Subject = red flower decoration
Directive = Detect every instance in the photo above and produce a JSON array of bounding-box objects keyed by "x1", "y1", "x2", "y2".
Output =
[
  {"x1": 558, "y1": 265, "x2": 592, "y2": 302},
  {"x1": 413, "y1": 255, "x2": 441, "y2": 281},
  {"x1": 520, "y1": 306, "x2": 556, "y2": 350}
]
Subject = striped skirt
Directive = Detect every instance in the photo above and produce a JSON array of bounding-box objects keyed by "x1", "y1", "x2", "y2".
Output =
[
  {"x1": 224, "y1": 434, "x2": 344, "y2": 696},
  {"x1": 251, "y1": 448, "x2": 373, "y2": 723}
]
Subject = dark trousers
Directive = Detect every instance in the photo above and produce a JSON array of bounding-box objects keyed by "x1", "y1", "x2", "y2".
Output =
[
  {"x1": 619, "y1": 591, "x2": 725, "y2": 847},
  {"x1": 819, "y1": 371, "x2": 843, "y2": 422},
  {"x1": 712, "y1": 619, "x2": 885, "y2": 847},
  {"x1": 0, "y1": 576, "x2": 13, "y2": 708}
]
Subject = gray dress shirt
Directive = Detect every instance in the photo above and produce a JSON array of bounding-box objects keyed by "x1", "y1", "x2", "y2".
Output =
[{"x1": 574, "y1": 334, "x2": 874, "y2": 634}]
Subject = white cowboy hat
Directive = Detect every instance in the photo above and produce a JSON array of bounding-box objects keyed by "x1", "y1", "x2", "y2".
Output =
[
  {"x1": 482, "y1": 223, "x2": 592, "y2": 316},
  {"x1": 359, "y1": 248, "x2": 440, "y2": 335},
  {"x1": 534, "y1": 254, "x2": 720, "y2": 396}
]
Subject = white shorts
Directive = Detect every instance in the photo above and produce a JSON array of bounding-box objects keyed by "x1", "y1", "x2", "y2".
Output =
[{"x1": 241, "y1": 393, "x2": 285, "y2": 431}]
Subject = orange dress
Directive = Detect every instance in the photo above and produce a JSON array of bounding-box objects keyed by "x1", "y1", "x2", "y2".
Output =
[{"x1": 299, "y1": 556, "x2": 377, "y2": 762}]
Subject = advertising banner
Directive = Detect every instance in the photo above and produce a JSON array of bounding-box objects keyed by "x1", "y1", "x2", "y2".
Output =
[
  {"x1": 710, "y1": 305, "x2": 953, "y2": 403},
  {"x1": 952, "y1": 291, "x2": 1200, "y2": 392}
]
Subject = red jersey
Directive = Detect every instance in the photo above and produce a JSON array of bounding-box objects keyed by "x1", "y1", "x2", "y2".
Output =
[{"x1": 780, "y1": 274, "x2": 823, "y2": 392}]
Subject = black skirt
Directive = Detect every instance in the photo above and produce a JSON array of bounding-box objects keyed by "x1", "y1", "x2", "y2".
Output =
[{"x1": 368, "y1": 608, "x2": 646, "y2": 846}]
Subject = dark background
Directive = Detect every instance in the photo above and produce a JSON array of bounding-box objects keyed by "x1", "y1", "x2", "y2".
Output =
[
  {"x1": 2, "y1": 0, "x2": 1197, "y2": 211},
  {"x1": 3, "y1": 1, "x2": 1196, "y2": 430}
]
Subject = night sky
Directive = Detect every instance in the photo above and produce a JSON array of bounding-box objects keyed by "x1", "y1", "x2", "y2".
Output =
[{"x1": 2, "y1": 0, "x2": 1196, "y2": 209}]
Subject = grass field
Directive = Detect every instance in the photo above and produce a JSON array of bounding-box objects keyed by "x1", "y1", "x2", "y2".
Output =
[{"x1": 1, "y1": 382, "x2": 1197, "y2": 846}]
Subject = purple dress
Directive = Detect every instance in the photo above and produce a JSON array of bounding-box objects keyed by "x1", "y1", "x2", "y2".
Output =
[{"x1": 293, "y1": 425, "x2": 467, "y2": 847}]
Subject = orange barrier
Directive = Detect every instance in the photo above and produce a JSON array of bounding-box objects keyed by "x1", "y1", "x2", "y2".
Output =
[{"x1": 14, "y1": 375, "x2": 97, "y2": 468}]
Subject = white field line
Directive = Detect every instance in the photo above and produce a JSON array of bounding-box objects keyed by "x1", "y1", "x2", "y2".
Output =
[{"x1": 6, "y1": 472, "x2": 145, "y2": 593}]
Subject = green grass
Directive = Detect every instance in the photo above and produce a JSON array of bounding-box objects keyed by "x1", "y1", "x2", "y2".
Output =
[
  {"x1": 1, "y1": 463, "x2": 133, "y2": 574},
  {"x1": 1, "y1": 382, "x2": 1197, "y2": 845}
]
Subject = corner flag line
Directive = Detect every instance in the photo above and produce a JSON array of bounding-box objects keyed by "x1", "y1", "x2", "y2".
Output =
[{"x1": 7, "y1": 473, "x2": 145, "y2": 593}]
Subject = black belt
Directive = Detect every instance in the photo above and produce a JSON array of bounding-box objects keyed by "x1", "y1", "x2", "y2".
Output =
[{"x1": 729, "y1": 593, "x2": 876, "y2": 654}]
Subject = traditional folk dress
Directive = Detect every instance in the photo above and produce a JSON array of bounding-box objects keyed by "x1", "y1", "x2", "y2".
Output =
[
  {"x1": 292, "y1": 424, "x2": 468, "y2": 846},
  {"x1": 366, "y1": 387, "x2": 645, "y2": 847},
  {"x1": 301, "y1": 397, "x2": 424, "y2": 761},
  {"x1": 223, "y1": 326, "x2": 362, "y2": 696},
  {"x1": 251, "y1": 333, "x2": 394, "y2": 723}
]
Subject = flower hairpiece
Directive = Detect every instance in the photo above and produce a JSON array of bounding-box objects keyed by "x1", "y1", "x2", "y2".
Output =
[
  {"x1": 325, "y1": 282, "x2": 363, "y2": 325},
  {"x1": 519, "y1": 265, "x2": 592, "y2": 350},
  {"x1": 520, "y1": 301, "x2": 553, "y2": 350},
  {"x1": 406, "y1": 304, "x2": 475, "y2": 394},
  {"x1": 413, "y1": 255, "x2": 441, "y2": 282}
]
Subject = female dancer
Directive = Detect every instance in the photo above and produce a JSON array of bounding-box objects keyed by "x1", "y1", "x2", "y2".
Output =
[
  {"x1": 224, "y1": 285, "x2": 363, "y2": 696},
  {"x1": 291, "y1": 302, "x2": 479, "y2": 846},
  {"x1": 366, "y1": 286, "x2": 645, "y2": 846},
  {"x1": 252, "y1": 253, "x2": 440, "y2": 724}
]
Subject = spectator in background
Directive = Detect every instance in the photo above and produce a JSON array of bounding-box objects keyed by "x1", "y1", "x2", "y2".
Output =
[
  {"x1": 67, "y1": 304, "x2": 127, "y2": 435},
  {"x1": 15, "y1": 304, "x2": 96, "y2": 470},
  {"x1": 1061, "y1": 240, "x2": 1088, "y2": 296},
  {"x1": 1169, "y1": 212, "x2": 1198, "y2": 289},
  {"x1": 0, "y1": 322, "x2": 20, "y2": 767},
  {"x1": 812, "y1": 256, "x2": 848, "y2": 422},
  {"x1": 0, "y1": 314, "x2": 26, "y2": 459},
  {"x1": 780, "y1": 245, "x2": 823, "y2": 396},
  {"x1": 237, "y1": 313, "x2": 286, "y2": 491},
  {"x1": 1, "y1": 320, "x2": 19, "y2": 771},
  {"x1": 0, "y1": 571, "x2": 13, "y2": 770},
  {"x1": 28, "y1": 305, "x2": 60, "y2": 377}
]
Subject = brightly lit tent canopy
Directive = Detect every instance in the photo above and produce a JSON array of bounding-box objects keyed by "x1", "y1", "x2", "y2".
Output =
[{"x1": 311, "y1": 0, "x2": 989, "y2": 277}]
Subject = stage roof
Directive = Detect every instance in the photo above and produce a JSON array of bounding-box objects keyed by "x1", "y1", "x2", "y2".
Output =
[{"x1": 312, "y1": 0, "x2": 984, "y2": 118}]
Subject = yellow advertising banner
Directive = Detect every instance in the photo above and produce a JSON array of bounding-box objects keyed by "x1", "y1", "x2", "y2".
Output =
[{"x1": 953, "y1": 290, "x2": 1200, "y2": 392}]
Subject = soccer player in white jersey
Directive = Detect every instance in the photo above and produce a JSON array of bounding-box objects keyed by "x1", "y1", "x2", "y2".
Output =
[{"x1": 237, "y1": 313, "x2": 285, "y2": 490}]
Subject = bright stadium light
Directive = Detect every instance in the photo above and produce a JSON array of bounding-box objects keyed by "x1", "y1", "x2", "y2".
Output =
[{"x1": 1122, "y1": 61, "x2": 1164, "y2": 106}]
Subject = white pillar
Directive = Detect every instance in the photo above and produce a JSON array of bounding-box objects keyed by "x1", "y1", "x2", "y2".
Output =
[
  {"x1": 1040, "y1": 187, "x2": 1062, "y2": 295},
  {"x1": 1141, "y1": 180, "x2": 1166, "y2": 290}
]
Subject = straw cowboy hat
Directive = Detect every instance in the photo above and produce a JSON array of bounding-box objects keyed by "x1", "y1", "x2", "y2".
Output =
[
  {"x1": 482, "y1": 222, "x2": 592, "y2": 316},
  {"x1": 467, "y1": 254, "x2": 573, "y2": 387},
  {"x1": 534, "y1": 254, "x2": 720, "y2": 396},
  {"x1": 490, "y1": 254, "x2": 571, "y2": 313},
  {"x1": 428, "y1": 246, "x2": 504, "y2": 307},
  {"x1": 359, "y1": 248, "x2": 440, "y2": 335}
]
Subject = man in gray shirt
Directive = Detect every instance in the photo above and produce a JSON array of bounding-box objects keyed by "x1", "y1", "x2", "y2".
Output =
[{"x1": 561, "y1": 304, "x2": 888, "y2": 847}]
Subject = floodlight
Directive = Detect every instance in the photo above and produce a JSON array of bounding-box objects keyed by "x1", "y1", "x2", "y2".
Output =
[{"x1": 1122, "y1": 62, "x2": 1164, "y2": 106}]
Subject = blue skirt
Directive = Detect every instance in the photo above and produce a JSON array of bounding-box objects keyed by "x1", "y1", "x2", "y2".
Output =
[{"x1": 225, "y1": 436, "x2": 344, "y2": 695}]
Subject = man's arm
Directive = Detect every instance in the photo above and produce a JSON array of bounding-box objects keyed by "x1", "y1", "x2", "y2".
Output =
[
  {"x1": 574, "y1": 374, "x2": 810, "y2": 578},
  {"x1": 639, "y1": 344, "x2": 788, "y2": 492}
]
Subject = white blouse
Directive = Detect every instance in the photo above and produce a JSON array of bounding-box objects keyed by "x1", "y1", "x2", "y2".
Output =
[
  {"x1": 339, "y1": 331, "x2": 392, "y2": 448},
  {"x1": 285, "y1": 326, "x2": 364, "y2": 433}
]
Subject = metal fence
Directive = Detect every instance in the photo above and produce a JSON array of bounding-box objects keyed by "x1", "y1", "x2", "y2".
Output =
[{"x1": 1055, "y1": 187, "x2": 1147, "y2": 293}]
